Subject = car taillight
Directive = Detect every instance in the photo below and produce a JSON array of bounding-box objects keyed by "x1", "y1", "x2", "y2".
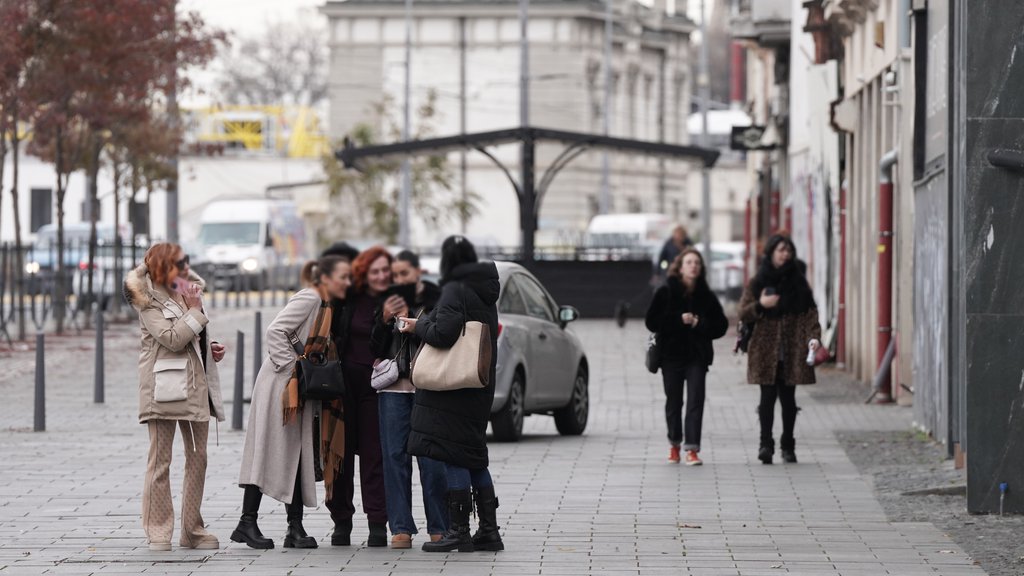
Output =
[
  {"x1": 78, "y1": 261, "x2": 95, "y2": 270},
  {"x1": 497, "y1": 322, "x2": 503, "y2": 338}
]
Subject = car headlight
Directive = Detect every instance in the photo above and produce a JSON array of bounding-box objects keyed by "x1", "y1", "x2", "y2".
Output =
[
  {"x1": 241, "y1": 258, "x2": 259, "y2": 272},
  {"x1": 25, "y1": 261, "x2": 40, "y2": 274}
]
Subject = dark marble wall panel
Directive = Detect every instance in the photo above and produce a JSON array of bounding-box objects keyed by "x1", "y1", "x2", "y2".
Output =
[
  {"x1": 963, "y1": 0, "x2": 1024, "y2": 513},
  {"x1": 965, "y1": 315, "x2": 1024, "y2": 512},
  {"x1": 964, "y1": 9, "x2": 1024, "y2": 119}
]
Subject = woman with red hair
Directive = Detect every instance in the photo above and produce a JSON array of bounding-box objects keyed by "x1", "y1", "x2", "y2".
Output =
[
  {"x1": 324, "y1": 246, "x2": 394, "y2": 547},
  {"x1": 124, "y1": 243, "x2": 226, "y2": 551}
]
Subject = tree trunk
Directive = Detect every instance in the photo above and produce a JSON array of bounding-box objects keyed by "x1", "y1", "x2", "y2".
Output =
[
  {"x1": 85, "y1": 138, "x2": 101, "y2": 327},
  {"x1": 111, "y1": 159, "x2": 123, "y2": 316},
  {"x1": 54, "y1": 127, "x2": 66, "y2": 335},
  {"x1": 130, "y1": 164, "x2": 139, "y2": 270},
  {"x1": 11, "y1": 109, "x2": 26, "y2": 341}
]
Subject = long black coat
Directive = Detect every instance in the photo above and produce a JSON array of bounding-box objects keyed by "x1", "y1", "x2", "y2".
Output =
[
  {"x1": 644, "y1": 276, "x2": 729, "y2": 368},
  {"x1": 407, "y1": 262, "x2": 500, "y2": 470}
]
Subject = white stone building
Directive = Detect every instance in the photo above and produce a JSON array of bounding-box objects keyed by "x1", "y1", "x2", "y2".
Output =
[{"x1": 320, "y1": 0, "x2": 700, "y2": 250}]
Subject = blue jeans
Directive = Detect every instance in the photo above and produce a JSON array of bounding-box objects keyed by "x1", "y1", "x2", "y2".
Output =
[
  {"x1": 378, "y1": 392, "x2": 448, "y2": 535},
  {"x1": 445, "y1": 464, "x2": 493, "y2": 491}
]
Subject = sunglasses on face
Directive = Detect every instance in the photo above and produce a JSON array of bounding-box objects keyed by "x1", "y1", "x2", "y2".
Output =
[{"x1": 175, "y1": 255, "x2": 190, "y2": 271}]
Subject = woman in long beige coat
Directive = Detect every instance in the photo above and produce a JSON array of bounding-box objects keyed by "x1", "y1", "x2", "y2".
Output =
[
  {"x1": 738, "y1": 234, "x2": 822, "y2": 465},
  {"x1": 232, "y1": 255, "x2": 351, "y2": 549},
  {"x1": 125, "y1": 243, "x2": 226, "y2": 552}
]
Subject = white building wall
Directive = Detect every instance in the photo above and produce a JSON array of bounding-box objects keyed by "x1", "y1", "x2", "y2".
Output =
[
  {"x1": 787, "y1": 0, "x2": 841, "y2": 335},
  {"x1": 321, "y1": 2, "x2": 696, "y2": 251}
]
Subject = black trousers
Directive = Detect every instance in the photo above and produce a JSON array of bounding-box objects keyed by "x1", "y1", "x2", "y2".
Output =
[
  {"x1": 325, "y1": 363, "x2": 387, "y2": 526},
  {"x1": 661, "y1": 359, "x2": 707, "y2": 451},
  {"x1": 758, "y1": 363, "x2": 798, "y2": 451}
]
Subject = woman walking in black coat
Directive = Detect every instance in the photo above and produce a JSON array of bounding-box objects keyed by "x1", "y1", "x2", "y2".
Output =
[
  {"x1": 397, "y1": 236, "x2": 504, "y2": 553},
  {"x1": 645, "y1": 249, "x2": 729, "y2": 466}
]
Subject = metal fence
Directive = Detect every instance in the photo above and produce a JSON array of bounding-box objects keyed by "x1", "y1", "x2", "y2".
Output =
[{"x1": 0, "y1": 240, "x2": 304, "y2": 341}]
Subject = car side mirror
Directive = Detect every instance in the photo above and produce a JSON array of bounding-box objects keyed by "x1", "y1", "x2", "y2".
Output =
[{"x1": 558, "y1": 305, "x2": 580, "y2": 327}]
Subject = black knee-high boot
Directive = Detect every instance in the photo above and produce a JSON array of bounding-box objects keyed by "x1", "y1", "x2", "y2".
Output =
[
  {"x1": 283, "y1": 469, "x2": 317, "y2": 549},
  {"x1": 230, "y1": 485, "x2": 274, "y2": 549},
  {"x1": 471, "y1": 485, "x2": 504, "y2": 552},
  {"x1": 422, "y1": 489, "x2": 474, "y2": 553}
]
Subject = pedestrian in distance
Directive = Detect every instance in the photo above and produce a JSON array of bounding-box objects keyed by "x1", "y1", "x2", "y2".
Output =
[
  {"x1": 370, "y1": 250, "x2": 448, "y2": 549},
  {"x1": 325, "y1": 246, "x2": 393, "y2": 547},
  {"x1": 232, "y1": 255, "x2": 352, "y2": 549},
  {"x1": 738, "y1": 234, "x2": 822, "y2": 465},
  {"x1": 658, "y1": 224, "x2": 694, "y2": 275},
  {"x1": 124, "y1": 243, "x2": 227, "y2": 551},
  {"x1": 397, "y1": 235, "x2": 505, "y2": 553},
  {"x1": 645, "y1": 249, "x2": 729, "y2": 465}
]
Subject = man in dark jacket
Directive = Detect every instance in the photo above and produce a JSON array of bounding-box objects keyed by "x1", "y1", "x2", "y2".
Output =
[
  {"x1": 658, "y1": 225, "x2": 694, "y2": 275},
  {"x1": 369, "y1": 250, "x2": 446, "y2": 548}
]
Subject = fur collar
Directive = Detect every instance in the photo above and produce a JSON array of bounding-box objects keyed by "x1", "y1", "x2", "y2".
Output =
[{"x1": 124, "y1": 263, "x2": 206, "y2": 310}]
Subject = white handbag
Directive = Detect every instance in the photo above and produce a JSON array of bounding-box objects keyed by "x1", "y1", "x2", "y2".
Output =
[{"x1": 411, "y1": 320, "x2": 492, "y2": 392}]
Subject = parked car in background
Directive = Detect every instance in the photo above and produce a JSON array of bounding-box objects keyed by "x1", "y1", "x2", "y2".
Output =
[
  {"x1": 24, "y1": 223, "x2": 102, "y2": 296},
  {"x1": 490, "y1": 261, "x2": 589, "y2": 441},
  {"x1": 708, "y1": 241, "x2": 745, "y2": 301},
  {"x1": 583, "y1": 213, "x2": 675, "y2": 263}
]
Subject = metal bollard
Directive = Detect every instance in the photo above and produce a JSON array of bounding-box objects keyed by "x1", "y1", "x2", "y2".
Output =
[
  {"x1": 258, "y1": 272, "x2": 265, "y2": 307},
  {"x1": 94, "y1": 309, "x2": 104, "y2": 403},
  {"x1": 34, "y1": 332, "x2": 45, "y2": 431},
  {"x1": 232, "y1": 330, "x2": 245, "y2": 430},
  {"x1": 253, "y1": 311, "x2": 262, "y2": 388}
]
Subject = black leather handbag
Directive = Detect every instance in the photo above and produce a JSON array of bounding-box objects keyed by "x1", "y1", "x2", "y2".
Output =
[
  {"x1": 645, "y1": 333, "x2": 661, "y2": 374},
  {"x1": 289, "y1": 333, "x2": 346, "y2": 401}
]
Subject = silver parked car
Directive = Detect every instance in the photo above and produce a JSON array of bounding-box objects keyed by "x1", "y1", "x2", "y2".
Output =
[{"x1": 490, "y1": 261, "x2": 589, "y2": 442}]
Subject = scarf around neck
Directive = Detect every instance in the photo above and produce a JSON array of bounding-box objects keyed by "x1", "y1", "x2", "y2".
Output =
[{"x1": 282, "y1": 285, "x2": 335, "y2": 425}]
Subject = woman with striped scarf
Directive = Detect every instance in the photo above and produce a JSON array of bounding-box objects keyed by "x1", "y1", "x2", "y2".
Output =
[{"x1": 232, "y1": 255, "x2": 351, "y2": 549}]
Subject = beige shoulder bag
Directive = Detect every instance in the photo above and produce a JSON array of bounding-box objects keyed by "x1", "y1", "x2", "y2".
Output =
[{"x1": 411, "y1": 287, "x2": 492, "y2": 391}]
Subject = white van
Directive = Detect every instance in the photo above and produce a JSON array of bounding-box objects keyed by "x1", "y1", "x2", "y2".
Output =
[
  {"x1": 584, "y1": 213, "x2": 674, "y2": 262},
  {"x1": 196, "y1": 198, "x2": 306, "y2": 288}
]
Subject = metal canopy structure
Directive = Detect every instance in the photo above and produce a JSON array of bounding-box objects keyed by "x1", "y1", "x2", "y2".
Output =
[{"x1": 334, "y1": 126, "x2": 721, "y2": 263}]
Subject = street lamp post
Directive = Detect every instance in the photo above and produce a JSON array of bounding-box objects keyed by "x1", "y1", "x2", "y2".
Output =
[
  {"x1": 699, "y1": 0, "x2": 712, "y2": 272},
  {"x1": 399, "y1": 0, "x2": 413, "y2": 248}
]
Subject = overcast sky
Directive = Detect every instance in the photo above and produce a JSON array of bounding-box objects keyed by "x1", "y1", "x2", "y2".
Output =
[{"x1": 179, "y1": 0, "x2": 324, "y2": 36}]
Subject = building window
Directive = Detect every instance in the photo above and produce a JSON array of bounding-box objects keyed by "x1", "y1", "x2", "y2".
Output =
[{"x1": 30, "y1": 188, "x2": 52, "y2": 233}]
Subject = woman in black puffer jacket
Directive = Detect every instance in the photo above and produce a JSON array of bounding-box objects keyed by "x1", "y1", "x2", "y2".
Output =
[
  {"x1": 645, "y1": 248, "x2": 728, "y2": 466},
  {"x1": 397, "y1": 236, "x2": 503, "y2": 553}
]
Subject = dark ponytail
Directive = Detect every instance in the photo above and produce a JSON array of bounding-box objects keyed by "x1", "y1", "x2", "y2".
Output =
[{"x1": 301, "y1": 255, "x2": 349, "y2": 287}]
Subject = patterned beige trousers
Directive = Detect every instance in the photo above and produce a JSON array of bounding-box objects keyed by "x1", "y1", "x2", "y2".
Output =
[{"x1": 142, "y1": 420, "x2": 212, "y2": 547}]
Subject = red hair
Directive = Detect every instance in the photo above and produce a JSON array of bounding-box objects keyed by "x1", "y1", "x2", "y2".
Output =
[
  {"x1": 351, "y1": 246, "x2": 393, "y2": 292},
  {"x1": 144, "y1": 242, "x2": 182, "y2": 287}
]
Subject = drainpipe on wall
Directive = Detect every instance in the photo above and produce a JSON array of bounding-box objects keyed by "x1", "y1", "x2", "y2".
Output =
[
  {"x1": 743, "y1": 197, "x2": 752, "y2": 285},
  {"x1": 837, "y1": 179, "x2": 847, "y2": 369},
  {"x1": 873, "y1": 149, "x2": 899, "y2": 404}
]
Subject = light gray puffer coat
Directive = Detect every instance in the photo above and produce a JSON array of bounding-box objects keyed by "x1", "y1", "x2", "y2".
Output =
[{"x1": 124, "y1": 264, "x2": 225, "y2": 424}]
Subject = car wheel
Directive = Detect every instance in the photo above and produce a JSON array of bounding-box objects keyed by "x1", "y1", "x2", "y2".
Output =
[
  {"x1": 554, "y1": 365, "x2": 588, "y2": 436},
  {"x1": 491, "y1": 369, "x2": 525, "y2": 442}
]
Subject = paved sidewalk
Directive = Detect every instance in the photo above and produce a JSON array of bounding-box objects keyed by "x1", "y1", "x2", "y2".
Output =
[{"x1": 0, "y1": 309, "x2": 985, "y2": 575}]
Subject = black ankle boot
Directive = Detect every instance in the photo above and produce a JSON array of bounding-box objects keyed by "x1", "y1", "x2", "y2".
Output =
[
  {"x1": 471, "y1": 486, "x2": 504, "y2": 552},
  {"x1": 331, "y1": 519, "x2": 352, "y2": 546},
  {"x1": 230, "y1": 485, "x2": 274, "y2": 549},
  {"x1": 283, "y1": 502, "x2": 318, "y2": 549},
  {"x1": 758, "y1": 440, "x2": 774, "y2": 465},
  {"x1": 781, "y1": 449, "x2": 797, "y2": 463},
  {"x1": 367, "y1": 521, "x2": 388, "y2": 547},
  {"x1": 423, "y1": 489, "x2": 474, "y2": 553}
]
